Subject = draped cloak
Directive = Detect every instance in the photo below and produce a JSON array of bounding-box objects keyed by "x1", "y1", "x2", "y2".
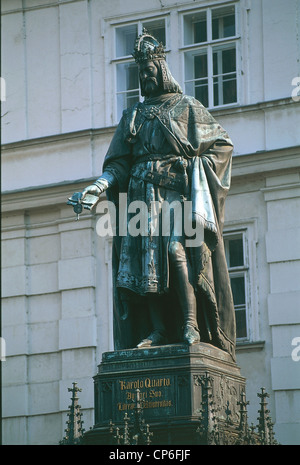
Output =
[{"x1": 102, "y1": 93, "x2": 236, "y2": 361}]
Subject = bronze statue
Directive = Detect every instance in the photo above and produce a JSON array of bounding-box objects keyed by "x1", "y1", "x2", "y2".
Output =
[{"x1": 77, "y1": 30, "x2": 236, "y2": 360}]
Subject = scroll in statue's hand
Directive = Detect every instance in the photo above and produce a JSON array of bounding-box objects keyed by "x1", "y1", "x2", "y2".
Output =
[
  {"x1": 80, "y1": 177, "x2": 110, "y2": 210},
  {"x1": 79, "y1": 185, "x2": 102, "y2": 211}
]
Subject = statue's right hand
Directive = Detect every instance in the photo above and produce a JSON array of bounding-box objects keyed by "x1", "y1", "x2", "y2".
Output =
[{"x1": 81, "y1": 184, "x2": 102, "y2": 201}]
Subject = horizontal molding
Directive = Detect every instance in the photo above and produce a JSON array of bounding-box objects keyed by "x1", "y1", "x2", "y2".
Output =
[
  {"x1": 1, "y1": 126, "x2": 116, "y2": 152},
  {"x1": 261, "y1": 183, "x2": 300, "y2": 202},
  {"x1": 1, "y1": 97, "x2": 296, "y2": 152},
  {"x1": 2, "y1": 214, "x2": 94, "y2": 237},
  {"x1": 212, "y1": 96, "x2": 295, "y2": 118},
  {"x1": 1, "y1": 180, "x2": 96, "y2": 213},
  {"x1": 232, "y1": 146, "x2": 300, "y2": 180},
  {"x1": 236, "y1": 340, "x2": 265, "y2": 352},
  {"x1": 2, "y1": 146, "x2": 300, "y2": 214},
  {"x1": 2, "y1": 0, "x2": 86, "y2": 16}
]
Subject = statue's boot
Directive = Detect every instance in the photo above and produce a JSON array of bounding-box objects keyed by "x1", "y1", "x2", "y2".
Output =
[
  {"x1": 181, "y1": 288, "x2": 200, "y2": 344},
  {"x1": 137, "y1": 298, "x2": 167, "y2": 348},
  {"x1": 137, "y1": 330, "x2": 167, "y2": 348},
  {"x1": 183, "y1": 323, "x2": 200, "y2": 344}
]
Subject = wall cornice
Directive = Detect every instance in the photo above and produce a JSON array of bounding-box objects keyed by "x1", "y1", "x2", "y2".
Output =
[
  {"x1": 1, "y1": 97, "x2": 296, "y2": 152},
  {"x1": 231, "y1": 145, "x2": 300, "y2": 179},
  {"x1": 2, "y1": 144, "x2": 299, "y2": 214},
  {"x1": 1, "y1": 126, "x2": 116, "y2": 152}
]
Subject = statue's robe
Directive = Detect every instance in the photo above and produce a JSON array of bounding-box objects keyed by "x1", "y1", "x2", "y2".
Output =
[{"x1": 102, "y1": 93, "x2": 236, "y2": 361}]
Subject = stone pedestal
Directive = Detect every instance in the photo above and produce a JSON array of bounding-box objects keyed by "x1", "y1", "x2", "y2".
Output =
[{"x1": 83, "y1": 343, "x2": 246, "y2": 445}]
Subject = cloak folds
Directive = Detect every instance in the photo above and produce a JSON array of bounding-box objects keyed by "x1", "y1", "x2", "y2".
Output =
[{"x1": 102, "y1": 94, "x2": 236, "y2": 361}]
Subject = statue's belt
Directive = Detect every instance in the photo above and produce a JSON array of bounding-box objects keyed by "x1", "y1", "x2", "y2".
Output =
[
  {"x1": 130, "y1": 165, "x2": 188, "y2": 194},
  {"x1": 132, "y1": 153, "x2": 179, "y2": 164}
]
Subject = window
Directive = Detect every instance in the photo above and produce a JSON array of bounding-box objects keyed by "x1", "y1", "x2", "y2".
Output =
[
  {"x1": 224, "y1": 232, "x2": 248, "y2": 340},
  {"x1": 116, "y1": 62, "x2": 140, "y2": 116},
  {"x1": 182, "y1": 4, "x2": 238, "y2": 108},
  {"x1": 114, "y1": 18, "x2": 167, "y2": 120}
]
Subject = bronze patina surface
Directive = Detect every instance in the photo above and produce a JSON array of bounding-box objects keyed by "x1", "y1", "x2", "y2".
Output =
[{"x1": 78, "y1": 29, "x2": 236, "y2": 359}]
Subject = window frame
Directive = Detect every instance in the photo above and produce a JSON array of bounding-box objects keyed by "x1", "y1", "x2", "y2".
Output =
[
  {"x1": 106, "y1": 2, "x2": 244, "y2": 124},
  {"x1": 180, "y1": 2, "x2": 241, "y2": 109},
  {"x1": 224, "y1": 230, "x2": 249, "y2": 341},
  {"x1": 115, "y1": 61, "x2": 140, "y2": 119},
  {"x1": 223, "y1": 219, "x2": 259, "y2": 344},
  {"x1": 111, "y1": 15, "x2": 169, "y2": 121}
]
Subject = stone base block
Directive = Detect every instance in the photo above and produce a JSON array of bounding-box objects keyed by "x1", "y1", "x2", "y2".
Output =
[{"x1": 84, "y1": 343, "x2": 245, "y2": 445}]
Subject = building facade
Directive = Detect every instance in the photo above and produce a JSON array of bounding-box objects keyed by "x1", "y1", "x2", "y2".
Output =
[{"x1": 2, "y1": 0, "x2": 300, "y2": 445}]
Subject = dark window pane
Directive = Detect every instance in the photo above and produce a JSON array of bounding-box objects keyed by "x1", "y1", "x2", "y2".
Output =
[
  {"x1": 223, "y1": 76, "x2": 237, "y2": 104},
  {"x1": 214, "y1": 75, "x2": 237, "y2": 106},
  {"x1": 213, "y1": 51, "x2": 218, "y2": 75},
  {"x1": 230, "y1": 276, "x2": 245, "y2": 306},
  {"x1": 184, "y1": 11, "x2": 207, "y2": 45},
  {"x1": 212, "y1": 18, "x2": 219, "y2": 40},
  {"x1": 143, "y1": 19, "x2": 166, "y2": 45},
  {"x1": 184, "y1": 50, "x2": 207, "y2": 80},
  {"x1": 194, "y1": 54, "x2": 207, "y2": 78},
  {"x1": 117, "y1": 63, "x2": 139, "y2": 92},
  {"x1": 127, "y1": 92, "x2": 140, "y2": 108},
  {"x1": 195, "y1": 82, "x2": 208, "y2": 107},
  {"x1": 213, "y1": 47, "x2": 236, "y2": 75},
  {"x1": 236, "y1": 308, "x2": 247, "y2": 338},
  {"x1": 212, "y1": 6, "x2": 235, "y2": 40},
  {"x1": 213, "y1": 80, "x2": 219, "y2": 106},
  {"x1": 194, "y1": 20, "x2": 207, "y2": 43},
  {"x1": 127, "y1": 64, "x2": 139, "y2": 90},
  {"x1": 222, "y1": 48, "x2": 236, "y2": 74},
  {"x1": 229, "y1": 238, "x2": 244, "y2": 267},
  {"x1": 116, "y1": 24, "x2": 138, "y2": 57},
  {"x1": 224, "y1": 14, "x2": 236, "y2": 37}
]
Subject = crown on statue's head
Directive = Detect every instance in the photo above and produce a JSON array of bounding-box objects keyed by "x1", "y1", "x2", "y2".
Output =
[{"x1": 132, "y1": 28, "x2": 166, "y2": 64}]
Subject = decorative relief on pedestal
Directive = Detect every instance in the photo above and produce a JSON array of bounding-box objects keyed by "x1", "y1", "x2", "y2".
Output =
[
  {"x1": 215, "y1": 374, "x2": 241, "y2": 424},
  {"x1": 101, "y1": 381, "x2": 113, "y2": 392},
  {"x1": 193, "y1": 374, "x2": 203, "y2": 386}
]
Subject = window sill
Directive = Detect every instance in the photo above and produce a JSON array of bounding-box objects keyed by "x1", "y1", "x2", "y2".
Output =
[{"x1": 236, "y1": 340, "x2": 265, "y2": 352}]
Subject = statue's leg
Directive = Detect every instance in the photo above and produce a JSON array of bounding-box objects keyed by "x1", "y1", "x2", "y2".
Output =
[
  {"x1": 136, "y1": 294, "x2": 167, "y2": 348},
  {"x1": 169, "y1": 241, "x2": 200, "y2": 344}
]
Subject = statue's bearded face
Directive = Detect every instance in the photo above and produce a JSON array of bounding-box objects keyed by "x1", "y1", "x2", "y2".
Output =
[{"x1": 139, "y1": 61, "x2": 161, "y2": 97}]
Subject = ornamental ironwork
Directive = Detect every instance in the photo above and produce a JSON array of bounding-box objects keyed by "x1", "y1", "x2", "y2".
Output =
[
  {"x1": 60, "y1": 382, "x2": 85, "y2": 445},
  {"x1": 109, "y1": 389, "x2": 153, "y2": 445},
  {"x1": 196, "y1": 380, "x2": 279, "y2": 445}
]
